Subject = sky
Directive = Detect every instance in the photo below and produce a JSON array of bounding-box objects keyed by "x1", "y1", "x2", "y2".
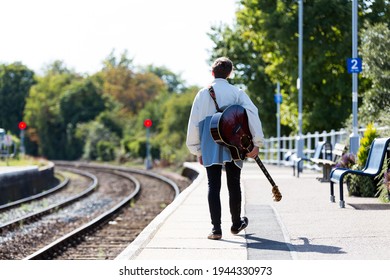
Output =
[{"x1": 0, "y1": 0, "x2": 238, "y2": 87}]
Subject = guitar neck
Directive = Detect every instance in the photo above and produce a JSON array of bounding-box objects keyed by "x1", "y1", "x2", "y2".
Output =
[{"x1": 254, "y1": 156, "x2": 276, "y2": 187}]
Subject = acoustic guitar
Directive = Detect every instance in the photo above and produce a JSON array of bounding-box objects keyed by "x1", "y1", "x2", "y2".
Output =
[{"x1": 210, "y1": 104, "x2": 282, "y2": 202}]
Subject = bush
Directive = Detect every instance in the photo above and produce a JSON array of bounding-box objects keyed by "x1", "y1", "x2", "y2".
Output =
[
  {"x1": 335, "y1": 153, "x2": 355, "y2": 169},
  {"x1": 346, "y1": 123, "x2": 380, "y2": 197},
  {"x1": 97, "y1": 140, "x2": 116, "y2": 161},
  {"x1": 346, "y1": 166, "x2": 376, "y2": 197},
  {"x1": 357, "y1": 123, "x2": 379, "y2": 166},
  {"x1": 76, "y1": 121, "x2": 119, "y2": 161},
  {"x1": 376, "y1": 158, "x2": 390, "y2": 203},
  {"x1": 123, "y1": 136, "x2": 160, "y2": 161}
]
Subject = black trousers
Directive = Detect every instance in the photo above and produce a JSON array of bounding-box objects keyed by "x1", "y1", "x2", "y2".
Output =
[{"x1": 206, "y1": 161, "x2": 242, "y2": 230}]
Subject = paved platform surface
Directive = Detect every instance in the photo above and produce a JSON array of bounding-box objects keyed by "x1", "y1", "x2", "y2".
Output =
[
  {"x1": 117, "y1": 161, "x2": 390, "y2": 260},
  {"x1": 0, "y1": 166, "x2": 37, "y2": 175}
]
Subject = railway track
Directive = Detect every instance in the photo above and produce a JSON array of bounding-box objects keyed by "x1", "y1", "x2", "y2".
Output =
[
  {"x1": 0, "y1": 162, "x2": 188, "y2": 260},
  {"x1": 0, "y1": 172, "x2": 69, "y2": 211},
  {"x1": 0, "y1": 168, "x2": 97, "y2": 232},
  {"x1": 0, "y1": 165, "x2": 137, "y2": 259}
]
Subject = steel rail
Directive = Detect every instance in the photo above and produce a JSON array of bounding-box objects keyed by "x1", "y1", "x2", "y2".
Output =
[
  {"x1": 55, "y1": 161, "x2": 180, "y2": 199},
  {"x1": 0, "y1": 168, "x2": 98, "y2": 232},
  {"x1": 0, "y1": 172, "x2": 69, "y2": 211},
  {"x1": 25, "y1": 170, "x2": 141, "y2": 260}
]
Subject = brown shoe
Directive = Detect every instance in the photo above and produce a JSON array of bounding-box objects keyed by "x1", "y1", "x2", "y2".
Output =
[{"x1": 207, "y1": 229, "x2": 222, "y2": 240}]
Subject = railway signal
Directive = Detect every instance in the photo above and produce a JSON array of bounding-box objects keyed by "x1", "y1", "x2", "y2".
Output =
[
  {"x1": 143, "y1": 119, "x2": 152, "y2": 128},
  {"x1": 18, "y1": 121, "x2": 27, "y2": 155},
  {"x1": 18, "y1": 121, "x2": 27, "y2": 130},
  {"x1": 144, "y1": 119, "x2": 152, "y2": 170}
]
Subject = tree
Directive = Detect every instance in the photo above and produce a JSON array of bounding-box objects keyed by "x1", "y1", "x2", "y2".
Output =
[
  {"x1": 76, "y1": 121, "x2": 119, "y2": 161},
  {"x1": 24, "y1": 61, "x2": 80, "y2": 158},
  {"x1": 0, "y1": 63, "x2": 35, "y2": 135},
  {"x1": 59, "y1": 78, "x2": 107, "y2": 159},
  {"x1": 359, "y1": 22, "x2": 390, "y2": 124},
  {"x1": 208, "y1": 0, "x2": 390, "y2": 136},
  {"x1": 144, "y1": 65, "x2": 187, "y2": 93},
  {"x1": 100, "y1": 50, "x2": 165, "y2": 116},
  {"x1": 209, "y1": 23, "x2": 279, "y2": 136},
  {"x1": 60, "y1": 79, "x2": 106, "y2": 126},
  {"x1": 133, "y1": 72, "x2": 166, "y2": 113},
  {"x1": 156, "y1": 88, "x2": 197, "y2": 164}
]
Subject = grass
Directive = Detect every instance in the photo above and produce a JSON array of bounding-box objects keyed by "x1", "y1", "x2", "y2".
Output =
[{"x1": 0, "y1": 156, "x2": 49, "y2": 167}]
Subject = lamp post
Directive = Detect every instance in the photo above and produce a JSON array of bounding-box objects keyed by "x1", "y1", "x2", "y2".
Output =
[
  {"x1": 349, "y1": 0, "x2": 360, "y2": 155},
  {"x1": 297, "y1": 0, "x2": 304, "y2": 170},
  {"x1": 275, "y1": 82, "x2": 282, "y2": 166}
]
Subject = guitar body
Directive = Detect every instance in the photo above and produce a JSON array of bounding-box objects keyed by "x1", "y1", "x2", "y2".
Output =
[
  {"x1": 209, "y1": 104, "x2": 282, "y2": 202},
  {"x1": 210, "y1": 105, "x2": 254, "y2": 160}
]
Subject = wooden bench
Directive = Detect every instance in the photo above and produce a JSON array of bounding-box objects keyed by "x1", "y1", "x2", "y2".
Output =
[
  {"x1": 293, "y1": 141, "x2": 332, "y2": 177},
  {"x1": 330, "y1": 137, "x2": 390, "y2": 208},
  {"x1": 311, "y1": 143, "x2": 346, "y2": 182}
]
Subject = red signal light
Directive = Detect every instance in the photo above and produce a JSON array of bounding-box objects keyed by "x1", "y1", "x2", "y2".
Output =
[
  {"x1": 18, "y1": 121, "x2": 27, "y2": 130},
  {"x1": 144, "y1": 119, "x2": 152, "y2": 128}
]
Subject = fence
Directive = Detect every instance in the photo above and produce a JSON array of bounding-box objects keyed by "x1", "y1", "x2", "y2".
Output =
[{"x1": 260, "y1": 126, "x2": 390, "y2": 166}]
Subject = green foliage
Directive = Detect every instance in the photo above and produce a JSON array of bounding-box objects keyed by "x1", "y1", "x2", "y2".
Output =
[
  {"x1": 347, "y1": 171, "x2": 376, "y2": 197},
  {"x1": 76, "y1": 121, "x2": 119, "y2": 161},
  {"x1": 124, "y1": 137, "x2": 160, "y2": 160},
  {"x1": 376, "y1": 157, "x2": 390, "y2": 203},
  {"x1": 157, "y1": 90, "x2": 197, "y2": 165},
  {"x1": 209, "y1": 0, "x2": 353, "y2": 135},
  {"x1": 347, "y1": 123, "x2": 380, "y2": 197},
  {"x1": 60, "y1": 79, "x2": 106, "y2": 125},
  {"x1": 97, "y1": 141, "x2": 116, "y2": 161},
  {"x1": 24, "y1": 62, "x2": 109, "y2": 160},
  {"x1": 24, "y1": 61, "x2": 79, "y2": 159},
  {"x1": 359, "y1": 22, "x2": 390, "y2": 124},
  {"x1": 59, "y1": 78, "x2": 107, "y2": 159},
  {"x1": 0, "y1": 62, "x2": 35, "y2": 135},
  {"x1": 125, "y1": 137, "x2": 142, "y2": 158},
  {"x1": 208, "y1": 22, "x2": 278, "y2": 136},
  {"x1": 144, "y1": 65, "x2": 187, "y2": 93},
  {"x1": 97, "y1": 110, "x2": 124, "y2": 138},
  {"x1": 100, "y1": 50, "x2": 165, "y2": 116},
  {"x1": 22, "y1": 52, "x2": 169, "y2": 161},
  {"x1": 357, "y1": 123, "x2": 379, "y2": 166},
  {"x1": 377, "y1": 107, "x2": 390, "y2": 130},
  {"x1": 121, "y1": 86, "x2": 198, "y2": 166},
  {"x1": 209, "y1": 0, "x2": 390, "y2": 136}
]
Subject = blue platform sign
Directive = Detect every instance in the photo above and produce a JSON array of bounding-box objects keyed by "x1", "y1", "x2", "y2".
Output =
[
  {"x1": 274, "y1": 94, "x2": 282, "y2": 104},
  {"x1": 347, "y1": 58, "x2": 362, "y2": 73}
]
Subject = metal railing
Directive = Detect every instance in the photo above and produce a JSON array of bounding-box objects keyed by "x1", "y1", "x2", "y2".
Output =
[{"x1": 260, "y1": 126, "x2": 390, "y2": 166}]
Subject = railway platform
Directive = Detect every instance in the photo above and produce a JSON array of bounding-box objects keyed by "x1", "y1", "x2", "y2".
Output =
[
  {"x1": 116, "y1": 161, "x2": 390, "y2": 260},
  {"x1": 0, "y1": 165, "x2": 37, "y2": 175}
]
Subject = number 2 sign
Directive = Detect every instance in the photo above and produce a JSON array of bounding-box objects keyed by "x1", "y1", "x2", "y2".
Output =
[{"x1": 347, "y1": 58, "x2": 362, "y2": 73}]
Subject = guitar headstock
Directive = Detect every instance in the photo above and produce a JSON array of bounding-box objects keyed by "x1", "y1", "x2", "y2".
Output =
[{"x1": 272, "y1": 185, "x2": 282, "y2": 202}]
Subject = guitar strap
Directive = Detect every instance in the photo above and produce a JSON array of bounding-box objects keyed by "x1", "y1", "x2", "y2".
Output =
[{"x1": 208, "y1": 86, "x2": 223, "y2": 113}]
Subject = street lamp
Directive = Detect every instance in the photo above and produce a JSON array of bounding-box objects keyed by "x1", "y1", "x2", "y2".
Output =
[
  {"x1": 297, "y1": 0, "x2": 304, "y2": 170},
  {"x1": 349, "y1": 0, "x2": 360, "y2": 155},
  {"x1": 274, "y1": 82, "x2": 282, "y2": 166}
]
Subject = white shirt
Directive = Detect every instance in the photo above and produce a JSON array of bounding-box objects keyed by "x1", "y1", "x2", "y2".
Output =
[{"x1": 186, "y1": 78, "x2": 264, "y2": 166}]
